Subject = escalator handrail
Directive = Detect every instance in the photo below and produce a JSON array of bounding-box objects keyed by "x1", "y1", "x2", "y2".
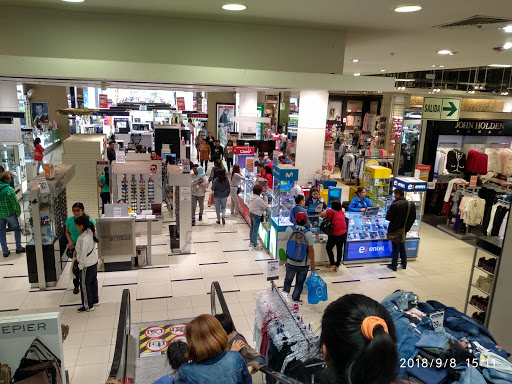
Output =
[
  {"x1": 210, "y1": 281, "x2": 236, "y2": 330},
  {"x1": 108, "y1": 289, "x2": 131, "y2": 380},
  {"x1": 259, "y1": 367, "x2": 308, "y2": 384}
]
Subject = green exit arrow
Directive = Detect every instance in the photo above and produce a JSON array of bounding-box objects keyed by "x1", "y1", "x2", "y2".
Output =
[{"x1": 443, "y1": 101, "x2": 457, "y2": 117}]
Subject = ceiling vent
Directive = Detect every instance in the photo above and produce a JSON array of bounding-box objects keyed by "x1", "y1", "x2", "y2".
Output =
[{"x1": 435, "y1": 15, "x2": 512, "y2": 30}]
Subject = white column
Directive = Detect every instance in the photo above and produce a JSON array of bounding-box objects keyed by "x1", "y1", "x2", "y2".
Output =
[
  {"x1": 296, "y1": 90, "x2": 329, "y2": 184},
  {"x1": 0, "y1": 81, "x2": 18, "y2": 112},
  {"x1": 237, "y1": 91, "x2": 258, "y2": 134}
]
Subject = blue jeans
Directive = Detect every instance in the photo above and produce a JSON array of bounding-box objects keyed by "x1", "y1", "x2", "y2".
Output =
[
  {"x1": 0, "y1": 214, "x2": 22, "y2": 254},
  {"x1": 249, "y1": 213, "x2": 262, "y2": 247},
  {"x1": 214, "y1": 197, "x2": 227, "y2": 220},
  {"x1": 283, "y1": 263, "x2": 309, "y2": 301},
  {"x1": 391, "y1": 241, "x2": 407, "y2": 267}
]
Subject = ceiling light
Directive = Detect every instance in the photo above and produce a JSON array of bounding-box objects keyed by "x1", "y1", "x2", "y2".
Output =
[
  {"x1": 503, "y1": 26, "x2": 512, "y2": 33},
  {"x1": 393, "y1": 5, "x2": 422, "y2": 13},
  {"x1": 502, "y1": 92, "x2": 509, "y2": 95},
  {"x1": 437, "y1": 50, "x2": 453, "y2": 55},
  {"x1": 489, "y1": 64, "x2": 512, "y2": 68},
  {"x1": 381, "y1": 69, "x2": 386, "y2": 72},
  {"x1": 395, "y1": 78, "x2": 415, "y2": 82},
  {"x1": 352, "y1": 59, "x2": 359, "y2": 63},
  {"x1": 61, "y1": 0, "x2": 85, "y2": 2},
  {"x1": 439, "y1": 65, "x2": 445, "y2": 68},
  {"x1": 432, "y1": 65, "x2": 436, "y2": 67},
  {"x1": 503, "y1": 42, "x2": 512, "y2": 50},
  {"x1": 222, "y1": 4, "x2": 246, "y2": 11},
  {"x1": 354, "y1": 73, "x2": 361, "y2": 76}
]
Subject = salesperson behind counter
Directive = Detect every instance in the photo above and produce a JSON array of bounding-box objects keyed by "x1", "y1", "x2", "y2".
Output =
[{"x1": 349, "y1": 187, "x2": 373, "y2": 212}]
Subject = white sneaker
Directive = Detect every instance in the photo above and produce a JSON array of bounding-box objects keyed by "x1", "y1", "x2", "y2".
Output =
[{"x1": 93, "y1": 303, "x2": 100, "y2": 307}]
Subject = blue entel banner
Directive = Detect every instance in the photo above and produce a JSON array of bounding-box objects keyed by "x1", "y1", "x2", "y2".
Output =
[{"x1": 345, "y1": 239, "x2": 419, "y2": 261}]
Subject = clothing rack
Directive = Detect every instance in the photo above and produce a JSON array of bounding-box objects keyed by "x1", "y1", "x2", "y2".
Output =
[{"x1": 438, "y1": 185, "x2": 482, "y2": 239}]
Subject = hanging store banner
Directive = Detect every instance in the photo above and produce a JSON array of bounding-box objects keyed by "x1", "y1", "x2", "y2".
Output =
[
  {"x1": 99, "y1": 94, "x2": 108, "y2": 109},
  {"x1": 177, "y1": 97, "x2": 186, "y2": 111}
]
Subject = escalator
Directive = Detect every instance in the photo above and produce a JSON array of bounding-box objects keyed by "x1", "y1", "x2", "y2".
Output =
[{"x1": 108, "y1": 282, "x2": 306, "y2": 384}]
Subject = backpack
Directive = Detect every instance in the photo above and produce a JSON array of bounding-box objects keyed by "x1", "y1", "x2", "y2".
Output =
[{"x1": 286, "y1": 226, "x2": 310, "y2": 262}]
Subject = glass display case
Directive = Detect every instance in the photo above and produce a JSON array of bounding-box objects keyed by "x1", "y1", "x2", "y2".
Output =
[
  {"x1": 392, "y1": 177, "x2": 426, "y2": 240},
  {"x1": 398, "y1": 109, "x2": 422, "y2": 176},
  {"x1": 362, "y1": 165, "x2": 392, "y2": 209},
  {"x1": 1, "y1": 143, "x2": 26, "y2": 196}
]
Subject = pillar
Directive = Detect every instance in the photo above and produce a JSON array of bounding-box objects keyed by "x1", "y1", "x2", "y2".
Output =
[
  {"x1": 295, "y1": 90, "x2": 329, "y2": 184},
  {"x1": 237, "y1": 91, "x2": 258, "y2": 135}
]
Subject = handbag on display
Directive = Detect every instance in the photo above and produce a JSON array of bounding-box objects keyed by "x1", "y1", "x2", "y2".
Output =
[
  {"x1": 0, "y1": 362, "x2": 11, "y2": 384},
  {"x1": 12, "y1": 339, "x2": 61, "y2": 384},
  {"x1": 319, "y1": 210, "x2": 334, "y2": 236}
]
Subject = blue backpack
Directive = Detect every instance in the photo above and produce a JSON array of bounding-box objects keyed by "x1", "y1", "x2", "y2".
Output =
[{"x1": 286, "y1": 226, "x2": 310, "y2": 262}]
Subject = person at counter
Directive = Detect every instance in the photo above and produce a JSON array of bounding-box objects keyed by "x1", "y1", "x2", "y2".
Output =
[
  {"x1": 290, "y1": 153, "x2": 296, "y2": 166},
  {"x1": 289, "y1": 195, "x2": 309, "y2": 228},
  {"x1": 107, "y1": 141, "x2": 116, "y2": 163},
  {"x1": 320, "y1": 200, "x2": 347, "y2": 272},
  {"x1": 255, "y1": 153, "x2": 265, "y2": 168},
  {"x1": 305, "y1": 187, "x2": 327, "y2": 209},
  {"x1": 349, "y1": 187, "x2": 373, "y2": 212},
  {"x1": 263, "y1": 166, "x2": 273, "y2": 190},
  {"x1": 75, "y1": 214, "x2": 99, "y2": 313},
  {"x1": 33, "y1": 137, "x2": 45, "y2": 175},
  {"x1": 117, "y1": 199, "x2": 133, "y2": 213},
  {"x1": 98, "y1": 167, "x2": 110, "y2": 214},
  {"x1": 65, "y1": 202, "x2": 95, "y2": 294},
  {"x1": 151, "y1": 151, "x2": 162, "y2": 161}
]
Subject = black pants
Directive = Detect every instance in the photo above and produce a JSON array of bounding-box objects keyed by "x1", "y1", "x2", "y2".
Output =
[
  {"x1": 80, "y1": 262, "x2": 99, "y2": 309},
  {"x1": 200, "y1": 159, "x2": 208, "y2": 172},
  {"x1": 226, "y1": 157, "x2": 233, "y2": 173},
  {"x1": 391, "y1": 241, "x2": 407, "y2": 267},
  {"x1": 100, "y1": 192, "x2": 110, "y2": 214},
  {"x1": 326, "y1": 233, "x2": 347, "y2": 267},
  {"x1": 72, "y1": 258, "x2": 79, "y2": 289}
]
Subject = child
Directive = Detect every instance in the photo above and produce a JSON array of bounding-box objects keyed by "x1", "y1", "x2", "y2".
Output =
[
  {"x1": 153, "y1": 341, "x2": 188, "y2": 384},
  {"x1": 75, "y1": 215, "x2": 99, "y2": 313}
]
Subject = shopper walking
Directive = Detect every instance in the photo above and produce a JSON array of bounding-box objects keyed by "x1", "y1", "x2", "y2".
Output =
[
  {"x1": 386, "y1": 188, "x2": 416, "y2": 271},
  {"x1": 320, "y1": 294, "x2": 400, "y2": 384},
  {"x1": 65, "y1": 203, "x2": 95, "y2": 294},
  {"x1": 0, "y1": 166, "x2": 15, "y2": 188},
  {"x1": 211, "y1": 140, "x2": 224, "y2": 165},
  {"x1": 191, "y1": 165, "x2": 208, "y2": 226},
  {"x1": 206, "y1": 131, "x2": 215, "y2": 154},
  {"x1": 33, "y1": 137, "x2": 45, "y2": 175},
  {"x1": 230, "y1": 164, "x2": 244, "y2": 216},
  {"x1": 225, "y1": 140, "x2": 234, "y2": 173},
  {"x1": 211, "y1": 168, "x2": 230, "y2": 225},
  {"x1": 175, "y1": 314, "x2": 251, "y2": 384},
  {"x1": 107, "y1": 141, "x2": 116, "y2": 163},
  {"x1": 0, "y1": 172, "x2": 25, "y2": 257},
  {"x1": 283, "y1": 212, "x2": 315, "y2": 303},
  {"x1": 349, "y1": 187, "x2": 373, "y2": 212},
  {"x1": 320, "y1": 200, "x2": 347, "y2": 272},
  {"x1": 248, "y1": 184, "x2": 268, "y2": 250},
  {"x1": 98, "y1": 166, "x2": 110, "y2": 214},
  {"x1": 74, "y1": 215, "x2": 99, "y2": 312},
  {"x1": 209, "y1": 159, "x2": 225, "y2": 184},
  {"x1": 197, "y1": 139, "x2": 211, "y2": 172},
  {"x1": 289, "y1": 195, "x2": 309, "y2": 227},
  {"x1": 305, "y1": 186, "x2": 326, "y2": 209}
]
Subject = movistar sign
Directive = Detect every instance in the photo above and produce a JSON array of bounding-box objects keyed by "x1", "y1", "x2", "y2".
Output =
[{"x1": 273, "y1": 165, "x2": 299, "y2": 181}]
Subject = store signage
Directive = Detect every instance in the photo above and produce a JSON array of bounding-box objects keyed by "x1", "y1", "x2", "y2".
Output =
[
  {"x1": 181, "y1": 187, "x2": 191, "y2": 201},
  {"x1": 422, "y1": 97, "x2": 461, "y2": 121},
  {"x1": 116, "y1": 152, "x2": 126, "y2": 163},
  {"x1": 427, "y1": 182, "x2": 436, "y2": 190},
  {"x1": 234, "y1": 146, "x2": 255, "y2": 155},
  {"x1": 181, "y1": 159, "x2": 190, "y2": 173},
  {"x1": 246, "y1": 158, "x2": 254, "y2": 172},
  {"x1": 177, "y1": 97, "x2": 185, "y2": 111},
  {"x1": 470, "y1": 176, "x2": 478, "y2": 187},
  {"x1": 99, "y1": 94, "x2": 108, "y2": 109},
  {"x1": 36, "y1": 177, "x2": 50, "y2": 194},
  {"x1": 273, "y1": 165, "x2": 299, "y2": 181},
  {"x1": 346, "y1": 241, "x2": 392, "y2": 260},
  {"x1": 187, "y1": 113, "x2": 207, "y2": 119},
  {"x1": 266, "y1": 259, "x2": 279, "y2": 281},
  {"x1": 393, "y1": 177, "x2": 428, "y2": 191},
  {"x1": 430, "y1": 311, "x2": 445, "y2": 332}
]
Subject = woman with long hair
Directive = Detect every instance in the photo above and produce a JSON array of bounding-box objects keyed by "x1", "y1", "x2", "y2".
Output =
[
  {"x1": 225, "y1": 140, "x2": 234, "y2": 173},
  {"x1": 98, "y1": 166, "x2": 110, "y2": 213},
  {"x1": 65, "y1": 202, "x2": 95, "y2": 294},
  {"x1": 209, "y1": 158, "x2": 225, "y2": 184},
  {"x1": 33, "y1": 137, "x2": 45, "y2": 175},
  {"x1": 230, "y1": 164, "x2": 244, "y2": 216},
  {"x1": 176, "y1": 314, "x2": 251, "y2": 384},
  {"x1": 211, "y1": 168, "x2": 230, "y2": 225},
  {"x1": 74, "y1": 215, "x2": 99, "y2": 313},
  {"x1": 320, "y1": 200, "x2": 347, "y2": 272},
  {"x1": 264, "y1": 165, "x2": 273, "y2": 190}
]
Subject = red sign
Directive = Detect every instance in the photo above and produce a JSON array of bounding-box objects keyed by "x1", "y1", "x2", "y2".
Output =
[
  {"x1": 177, "y1": 97, "x2": 186, "y2": 111},
  {"x1": 99, "y1": 94, "x2": 108, "y2": 109},
  {"x1": 188, "y1": 113, "x2": 208, "y2": 119},
  {"x1": 470, "y1": 176, "x2": 478, "y2": 187},
  {"x1": 415, "y1": 165, "x2": 431, "y2": 171},
  {"x1": 234, "y1": 146, "x2": 255, "y2": 155}
]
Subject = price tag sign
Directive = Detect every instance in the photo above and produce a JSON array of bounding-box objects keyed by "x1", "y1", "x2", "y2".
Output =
[
  {"x1": 430, "y1": 310, "x2": 444, "y2": 332},
  {"x1": 181, "y1": 187, "x2": 191, "y2": 201},
  {"x1": 116, "y1": 152, "x2": 126, "y2": 163},
  {"x1": 36, "y1": 177, "x2": 50, "y2": 194},
  {"x1": 182, "y1": 159, "x2": 190, "y2": 173},
  {"x1": 113, "y1": 207, "x2": 122, "y2": 217},
  {"x1": 470, "y1": 175, "x2": 478, "y2": 187},
  {"x1": 266, "y1": 259, "x2": 279, "y2": 281},
  {"x1": 427, "y1": 181, "x2": 436, "y2": 190}
]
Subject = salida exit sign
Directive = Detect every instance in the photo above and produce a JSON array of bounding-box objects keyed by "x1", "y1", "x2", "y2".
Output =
[{"x1": 422, "y1": 97, "x2": 461, "y2": 121}]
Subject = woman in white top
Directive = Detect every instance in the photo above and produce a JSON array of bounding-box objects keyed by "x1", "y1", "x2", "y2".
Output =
[
  {"x1": 248, "y1": 184, "x2": 269, "y2": 250},
  {"x1": 75, "y1": 215, "x2": 100, "y2": 313},
  {"x1": 230, "y1": 164, "x2": 245, "y2": 216}
]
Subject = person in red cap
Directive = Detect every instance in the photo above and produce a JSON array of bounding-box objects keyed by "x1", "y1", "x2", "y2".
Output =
[{"x1": 283, "y1": 211, "x2": 315, "y2": 303}]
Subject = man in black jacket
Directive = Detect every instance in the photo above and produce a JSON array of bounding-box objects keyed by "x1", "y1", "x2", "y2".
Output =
[
  {"x1": 386, "y1": 188, "x2": 416, "y2": 271},
  {"x1": 107, "y1": 141, "x2": 116, "y2": 163},
  {"x1": 211, "y1": 140, "x2": 224, "y2": 163}
]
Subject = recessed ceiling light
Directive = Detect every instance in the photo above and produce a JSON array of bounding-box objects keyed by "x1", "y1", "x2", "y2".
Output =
[
  {"x1": 437, "y1": 50, "x2": 453, "y2": 55},
  {"x1": 352, "y1": 59, "x2": 359, "y2": 63},
  {"x1": 439, "y1": 65, "x2": 445, "y2": 68},
  {"x1": 222, "y1": 4, "x2": 246, "y2": 10},
  {"x1": 503, "y1": 26, "x2": 512, "y2": 33},
  {"x1": 62, "y1": 0, "x2": 84, "y2": 2},
  {"x1": 489, "y1": 64, "x2": 512, "y2": 68},
  {"x1": 393, "y1": 5, "x2": 422, "y2": 13},
  {"x1": 432, "y1": 65, "x2": 436, "y2": 67},
  {"x1": 503, "y1": 42, "x2": 512, "y2": 50},
  {"x1": 381, "y1": 69, "x2": 386, "y2": 72},
  {"x1": 354, "y1": 73, "x2": 361, "y2": 76}
]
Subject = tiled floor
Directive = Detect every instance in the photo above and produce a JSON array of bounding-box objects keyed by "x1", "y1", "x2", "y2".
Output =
[{"x1": 0, "y1": 155, "x2": 479, "y2": 383}]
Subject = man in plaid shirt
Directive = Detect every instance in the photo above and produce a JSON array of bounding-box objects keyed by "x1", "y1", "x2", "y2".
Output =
[{"x1": 0, "y1": 172, "x2": 25, "y2": 257}]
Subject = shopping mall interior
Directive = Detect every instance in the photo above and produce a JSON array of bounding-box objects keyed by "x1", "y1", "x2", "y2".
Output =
[{"x1": 0, "y1": 1, "x2": 512, "y2": 383}]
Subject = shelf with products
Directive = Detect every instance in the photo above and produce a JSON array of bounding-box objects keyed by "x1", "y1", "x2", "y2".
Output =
[
  {"x1": 392, "y1": 177, "x2": 426, "y2": 239},
  {"x1": 1, "y1": 143, "x2": 27, "y2": 197},
  {"x1": 362, "y1": 164, "x2": 392, "y2": 210}
]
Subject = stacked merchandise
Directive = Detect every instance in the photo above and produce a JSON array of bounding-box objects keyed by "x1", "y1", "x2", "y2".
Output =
[
  {"x1": 381, "y1": 290, "x2": 512, "y2": 384},
  {"x1": 254, "y1": 286, "x2": 322, "y2": 383}
]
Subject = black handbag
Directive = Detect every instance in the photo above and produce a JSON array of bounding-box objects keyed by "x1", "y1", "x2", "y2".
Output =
[
  {"x1": 320, "y1": 210, "x2": 334, "y2": 236},
  {"x1": 12, "y1": 338, "x2": 61, "y2": 384}
]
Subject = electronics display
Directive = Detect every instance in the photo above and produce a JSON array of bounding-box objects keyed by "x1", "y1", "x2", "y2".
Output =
[
  {"x1": 345, "y1": 211, "x2": 389, "y2": 242},
  {"x1": 1, "y1": 143, "x2": 26, "y2": 193},
  {"x1": 362, "y1": 165, "x2": 392, "y2": 209}
]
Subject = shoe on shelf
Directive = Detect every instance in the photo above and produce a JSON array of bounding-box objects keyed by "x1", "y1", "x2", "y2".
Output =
[
  {"x1": 16, "y1": 247, "x2": 26, "y2": 254},
  {"x1": 222, "y1": 218, "x2": 226, "y2": 225},
  {"x1": 216, "y1": 220, "x2": 220, "y2": 224},
  {"x1": 73, "y1": 287, "x2": 79, "y2": 294},
  {"x1": 198, "y1": 215, "x2": 202, "y2": 221},
  {"x1": 3, "y1": 251, "x2": 10, "y2": 258},
  {"x1": 386, "y1": 264, "x2": 398, "y2": 272}
]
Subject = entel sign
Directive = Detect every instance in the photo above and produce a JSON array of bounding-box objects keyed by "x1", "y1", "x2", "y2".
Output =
[{"x1": 234, "y1": 146, "x2": 255, "y2": 155}]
